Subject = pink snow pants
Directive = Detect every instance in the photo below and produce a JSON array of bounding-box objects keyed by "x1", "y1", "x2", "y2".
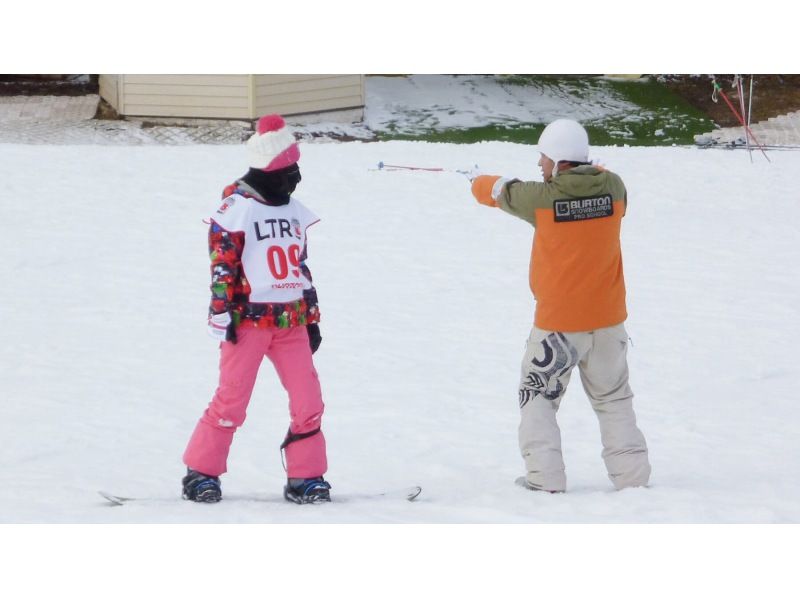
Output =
[{"x1": 183, "y1": 325, "x2": 327, "y2": 479}]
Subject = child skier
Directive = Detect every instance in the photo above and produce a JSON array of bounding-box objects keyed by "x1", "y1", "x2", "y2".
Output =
[{"x1": 182, "y1": 114, "x2": 330, "y2": 504}]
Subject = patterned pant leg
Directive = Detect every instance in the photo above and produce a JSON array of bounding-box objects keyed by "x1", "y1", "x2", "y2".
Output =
[{"x1": 517, "y1": 327, "x2": 584, "y2": 492}]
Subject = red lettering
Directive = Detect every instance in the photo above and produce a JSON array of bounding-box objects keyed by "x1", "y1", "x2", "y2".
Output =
[
  {"x1": 267, "y1": 244, "x2": 302, "y2": 280},
  {"x1": 267, "y1": 246, "x2": 288, "y2": 279}
]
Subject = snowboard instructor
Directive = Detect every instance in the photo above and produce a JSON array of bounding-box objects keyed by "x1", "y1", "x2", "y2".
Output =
[{"x1": 470, "y1": 119, "x2": 651, "y2": 493}]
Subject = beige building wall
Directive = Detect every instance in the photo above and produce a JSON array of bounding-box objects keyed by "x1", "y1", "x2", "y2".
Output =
[
  {"x1": 98, "y1": 74, "x2": 119, "y2": 108},
  {"x1": 98, "y1": 74, "x2": 365, "y2": 120},
  {"x1": 253, "y1": 74, "x2": 365, "y2": 116}
]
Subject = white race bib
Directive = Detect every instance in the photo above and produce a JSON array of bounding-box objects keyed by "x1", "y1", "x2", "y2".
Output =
[{"x1": 212, "y1": 195, "x2": 319, "y2": 303}]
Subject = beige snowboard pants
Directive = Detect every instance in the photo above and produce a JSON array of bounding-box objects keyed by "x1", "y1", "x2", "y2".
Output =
[{"x1": 518, "y1": 323, "x2": 651, "y2": 492}]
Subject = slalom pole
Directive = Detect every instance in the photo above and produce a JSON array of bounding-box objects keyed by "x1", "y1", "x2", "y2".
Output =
[
  {"x1": 735, "y1": 75, "x2": 752, "y2": 161},
  {"x1": 712, "y1": 77, "x2": 771, "y2": 162},
  {"x1": 747, "y1": 76, "x2": 755, "y2": 163}
]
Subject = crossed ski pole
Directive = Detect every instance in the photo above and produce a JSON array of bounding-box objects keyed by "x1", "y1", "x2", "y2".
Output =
[{"x1": 711, "y1": 76, "x2": 771, "y2": 162}]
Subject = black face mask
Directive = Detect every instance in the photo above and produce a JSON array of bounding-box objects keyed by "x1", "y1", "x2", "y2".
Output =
[{"x1": 242, "y1": 164, "x2": 301, "y2": 204}]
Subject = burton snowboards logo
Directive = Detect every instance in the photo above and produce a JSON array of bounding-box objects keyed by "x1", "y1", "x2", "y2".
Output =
[{"x1": 554, "y1": 194, "x2": 613, "y2": 222}]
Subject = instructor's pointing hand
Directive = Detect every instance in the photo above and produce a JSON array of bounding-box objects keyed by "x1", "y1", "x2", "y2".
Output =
[{"x1": 471, "y1": 175, "x2": 503, "y2": 207}]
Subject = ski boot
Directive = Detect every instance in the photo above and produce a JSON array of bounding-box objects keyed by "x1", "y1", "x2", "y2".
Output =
[
  {"x1": 182, "y1": 468, "x2": 222, "y2": 503},
  {"x1": 283, "y1": 477, "x2": 331, "y2": 504}
]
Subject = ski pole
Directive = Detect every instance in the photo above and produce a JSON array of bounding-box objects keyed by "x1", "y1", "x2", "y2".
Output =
[
  {"x1": 375, "y1": 161, "x2": 478, "y2": 179},
  {"x1": 377, "y1": 161, "x2": 445, "y2": 172},
  {"x1": 712, "y1": 77, "x2": 771, "y2": 162}
]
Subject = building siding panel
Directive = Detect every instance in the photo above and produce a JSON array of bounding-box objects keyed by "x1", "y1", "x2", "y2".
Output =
[
  {"x1": 254, "y1": 75, "x2": 364, "y2": 116},
  {"x1": 99, "y1": 74, "x2": 364, "y2": 120},
  {"x1": 123, "y1": 83, "x2": 249, "y2": 98},
  {"x1": 254, "y1": 74, "x2": 362, "y2": 92},
  {"x1": 98, "y1": 75, "x2": 120, "y2": 110},
  {"x1": 123, "y1": 94, "x2": 249, "y2": 109},
  {"x1": 256, "y1": 96, "x2": 364, "y2": 117},
  {"x1": 122, "y1": 74, "x2": 250, "y2": 87},
  {"x1": 121, "y1": 104, "x2": 252, "y2": 119}
]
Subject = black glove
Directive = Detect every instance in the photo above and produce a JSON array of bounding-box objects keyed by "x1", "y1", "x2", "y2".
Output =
[
  {"x1": 225, "y1": 321, "x2": 238, "y2": 344},
  {"x1": 307, "y1": 323, "x2": 321, "y2": 354}
]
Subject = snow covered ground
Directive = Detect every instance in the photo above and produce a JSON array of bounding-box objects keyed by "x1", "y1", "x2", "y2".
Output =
[
  {"x1": 2, "y1": 138, "x2": 798, "y2": 526},
  {"x1": 2, "y1": 134, "x2": 798, "y2": 598}
]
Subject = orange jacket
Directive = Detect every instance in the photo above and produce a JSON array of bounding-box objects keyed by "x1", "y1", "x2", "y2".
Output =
[{"x1": 472, "y1": 167, "x2": 628, "y2": 332}]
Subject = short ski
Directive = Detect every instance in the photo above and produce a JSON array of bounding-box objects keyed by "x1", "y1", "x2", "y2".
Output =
[
  {"x1": 404, "y1": 485, "x2": 423, "y2": 501},
  {"x1": 695, "y1": 138, "x2": 800, "y2": 152},
  {"x1": 98, "y1": 485, "x2": 422, "y2": 506},
  {"x1": 98, "y1": 490, "x2": 133, "y2": 505},
  {"x1": 349, "y1": 485, "x2": 422, "y2": 502}
]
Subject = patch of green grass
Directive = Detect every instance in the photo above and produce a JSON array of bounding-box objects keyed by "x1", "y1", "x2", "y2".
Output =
[
  {"x1": 379, "y1": 123, "x2": 547, "y2": 145},
  {"x1": 585, "y1": 76, "x2": 714, "y2": 145},
  {"x1": 375, "y1": 76, "x2": 714, "y2": 147}
]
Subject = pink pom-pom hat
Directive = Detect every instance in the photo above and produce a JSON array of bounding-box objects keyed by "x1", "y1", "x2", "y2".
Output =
[{"x1": 246, "y1": 114, "x2": 300, "y2": 171}]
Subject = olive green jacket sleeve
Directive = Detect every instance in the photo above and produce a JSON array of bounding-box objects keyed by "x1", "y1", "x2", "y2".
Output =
[{"x1": 495, "y1": 180, "x2": 552, "y2": 228}]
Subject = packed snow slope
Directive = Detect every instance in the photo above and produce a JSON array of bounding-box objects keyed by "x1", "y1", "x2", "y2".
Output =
[{"x1": 2, "y1": 140, "x2": 798, "y2": 523}]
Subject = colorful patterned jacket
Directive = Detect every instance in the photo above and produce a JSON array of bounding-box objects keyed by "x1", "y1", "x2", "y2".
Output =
[{"x1": 208, "y1": 181, "x2": 320, "y2": 330}]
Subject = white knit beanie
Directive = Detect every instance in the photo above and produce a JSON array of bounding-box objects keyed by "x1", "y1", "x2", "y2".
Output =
[
  {"x1": 246, "y1": 114, "x2": 300, "y2": 171},
  {"x1": 537, "y1": 119, "x2": 590, "y2": 175}
]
